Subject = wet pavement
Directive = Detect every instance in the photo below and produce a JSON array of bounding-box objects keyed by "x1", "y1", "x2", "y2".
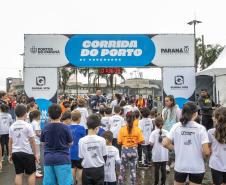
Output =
[{"x1": 0, "y1": 160, "x2": 213, "y2": 185}]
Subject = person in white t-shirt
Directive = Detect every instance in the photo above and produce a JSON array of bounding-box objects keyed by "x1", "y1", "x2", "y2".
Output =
[
  {"x1": 123, "y1": 99, "x2": 139, "y2": 117},
  {"x1": 150, "y1": 116, "x2": 170, "y2": 185},
  {"x1": 138, "y1": 107, "x2": 154, "y2": 167},
  {"x1": 76, "y1": 98, "x2": 89, "y2": 129},
  {"x1": 78, "y1": 114, "x2": 107, "y2": 185},
  {"x1": 101, "y1": 107, "x2": 112, "y2": 131},
  {"x1": 208, "y1": 107, "x2": 226, "y2": 185},
  {"x1": 29, "y1": 110, "x2": 43, "y2": 178},
  {"x1": 102, "y1": 131, "x2": 121, "y2": 185},
  {"x1": 109, "y1": 105, "x2": 125, "y2": 150},
  {"x1": 8, "y1": 104, "x2": 39, "y2": 185},
  {"x1": 163, "y1": 102, "x2": 210, "y2": 185},
  {"x1": 0, "y1": 103, "x2": 13, "y2": 160}
]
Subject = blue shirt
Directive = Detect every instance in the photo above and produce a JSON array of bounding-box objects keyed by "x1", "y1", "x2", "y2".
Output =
[
  {"x1": 69, "y1": 124, "x2": 86, "y2": 160},
  {"x1": 41, "y1": 122, "x2": 73, "y2": 166},
  {"x1": 97, "y1": 127, "x2": 105, "y2": 136}
]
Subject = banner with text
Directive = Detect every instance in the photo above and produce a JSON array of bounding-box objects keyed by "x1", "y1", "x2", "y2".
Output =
[
  {"x1": 24, "y1": 34, "x2": 195, "y2": 67},
  {"x1": 163, "y1": 67, "x2": 196, "y2": 108}
]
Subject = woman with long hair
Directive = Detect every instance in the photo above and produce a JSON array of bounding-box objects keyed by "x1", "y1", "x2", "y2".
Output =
[
  {"x1": 118, "y1": 111, "x2": 144, "y2": 185},
  {"x1": 163, "y1": 102, "x2": 210, "y2": 185},
  {"x1": 162, "y1": 95, "x2": 181, "y2": 171},
  {"x1": 208, "y1": 107, "x2": 226, "y2": 185}
]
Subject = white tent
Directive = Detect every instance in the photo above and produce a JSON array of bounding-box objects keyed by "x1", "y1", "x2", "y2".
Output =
[{"x1": 197, "y1": 47, "x2": 226, "y2": 106}]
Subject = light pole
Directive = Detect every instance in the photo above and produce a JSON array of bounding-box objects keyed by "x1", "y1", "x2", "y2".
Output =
[{"x1": 187, "y1": 19, "x2": 202, "y2": 71}]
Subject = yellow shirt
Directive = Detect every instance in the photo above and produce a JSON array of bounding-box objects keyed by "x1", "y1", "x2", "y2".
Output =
[
  {"x1": 133, "y1": 119, "x2": 139, "y2": 127},
  {"x1": 118, "y1": 126, "x2": 144, "y2": 147}
]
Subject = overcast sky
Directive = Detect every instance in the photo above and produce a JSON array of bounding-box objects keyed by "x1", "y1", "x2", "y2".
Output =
[{"x1": 0, "y1": 0, "x2": 226, "y2": 90}]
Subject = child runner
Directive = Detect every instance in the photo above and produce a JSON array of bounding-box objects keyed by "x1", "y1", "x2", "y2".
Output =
[
  {"x1": 78, "y1": 114, "x2": 107, "y2": 185},
  {"x1": 149, "y1": 116, "x2": 169, "y2": 185},
  {"x1": 101, "y1": 107, "x2": 112, "y2": 130},
  {"x1": 102, "y1": 131, "x2": 121, "y2": 185},
  {"x1": 208, "y1": 107, "x2": 226, "y2": 185},
  {"x1": 29, "y1": 110, "x2": 43, "y2": 178},
  {"x1": 8, "y1": 104, "x2": 39, "y2": 185},
  {"x1": 60, "y1": 110, "x2": 72, "y2": 125},
  {"x1": 76, "y1": 98, "x2": 89, "y2": 129},
  {"x1": 163, "y1": 102, "x2": 210, "y2": 185},
  {"x1": 69, "y1": 110, "x2": 86, "y2": 185},
  {"x1": 139, "y1": 107, "x2": 154, "y2": 167},
  {"x1": 118, "y1": 111, "x2": 144, "y2": 185},
  {"x1": 109, "y1": 105, "x2": 124, "y2": 149},
  {"x1": 41, "y1": 104, "x2": 73, "y2": 185},
  {"x1": 0, "y1": 103, "x2": 13, "y2": 161}
]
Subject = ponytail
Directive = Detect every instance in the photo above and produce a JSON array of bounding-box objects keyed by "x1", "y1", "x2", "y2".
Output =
[
  {"x1": 215, "y1": 107, "x2": 226, "y2": 144},
  {"x1": 155, "y1": 116, "x2": 164, "y2": 143},
  {"x1": 180, "y1": 102, "x2": 198, "y2": 126},
  {"x1": 29, "y1": 110, "x2": 41, "y2": 123},
  {"x1": 126, "y1": 111, "x2": 135, "y2": 134}
]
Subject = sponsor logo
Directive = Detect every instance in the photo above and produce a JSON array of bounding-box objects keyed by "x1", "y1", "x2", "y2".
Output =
[
  {"x1": 175, "y1": 75, "x2": 184, "y2": 85},
  {"x1": 161, "y1": 46, "x2": 189, "y2": 54},
  {"x1": 184, "y1": 139, "x2": 192, "y2": 145},
  {"x1": 181, "y1": 131, "x2": 195, "y2": 135},
  {"x1": 36, "y1": 76, "x2": 46, "y2": 86},
  {"x1": 29, "y1": 46, "x2": 60, "y2": 55},
  {"x1": 170, "y1": 75, "x2": 188, "y2": 90},
  {"x1": 32, "y1": 76, "x2": 50, "y2": 91}
]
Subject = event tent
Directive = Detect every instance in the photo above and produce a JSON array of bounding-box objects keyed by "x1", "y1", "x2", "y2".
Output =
[{"x1": 197, "y1": 47, "x2": 226, "y2": 106}]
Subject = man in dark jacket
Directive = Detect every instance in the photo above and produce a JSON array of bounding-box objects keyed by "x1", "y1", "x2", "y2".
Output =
[
  {"x1": 197, "y1": 89, "x2": 215, "y2": 130},
  {"x1": 90, "y1": 90, "x2": 106, "y2": 113}
]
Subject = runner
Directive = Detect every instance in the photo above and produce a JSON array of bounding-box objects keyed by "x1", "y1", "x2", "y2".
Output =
[
  {"x1": 149, "y1": 116, "x2": 170, "y2": 185},
  {"x1": 163, "y1": 102, "x2": 210, "y2": 185},
  {"x1": 8, "y1": 104, "x2": 39, "y2": 185},
  {"x1": 208, "y1": 107, "x2": 226, "y2": 185},
  {"x1": 118, "y1": 111, "x2": 144, "y2": 185},
  {"x1": 78, "y1": 114, "x2": 107, "y2": 185}
]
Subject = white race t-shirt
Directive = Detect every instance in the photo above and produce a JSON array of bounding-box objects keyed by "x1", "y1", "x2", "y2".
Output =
[
  {"x1": 208, "y1": 128, "x2": 226, "y2": 172},
  {"x1": 149, "y1": 129, "x2": 169, "y2": 162},
  {"x1": 123, "y1": 105, "x2": 139, "y2": 116},
  {"x1": 139, "y1": 118, "x2": 154, "y2": 145},
  {"x1": 104, "y1": 145, "x2": 121, "y2": 182},
  {"x1": 167, "y1": 121, "x2": 209, "y2": 173},
  {"x1": 9, "y1": 120, "x2": 35, "y2": 154},
  {"x1": 31, "y1": 120, "x2": 41, "y2": 145},
  {"x1": 101, "y1": 116, "x2": 111, "y2": 131},
  {"x1": 109, "y1": 115, "x2": 125, "y2": 138},
  {"x1": 0, "y1": 112, "x2": 13, "y2": 135},
  {"x1": 76, "y1": 107, "x2": 89, "y2": 129},
  {"x1": 79, "y1": 135, "x2": 107, "y2": 168}
]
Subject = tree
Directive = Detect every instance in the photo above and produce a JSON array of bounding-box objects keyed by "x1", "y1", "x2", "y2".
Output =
[
  {"x1": 59, "y1": 67, "x2": 75, "y2": 94},
  {"x1": 196, "y1": 37, "x2": 224, "y2": 70}
]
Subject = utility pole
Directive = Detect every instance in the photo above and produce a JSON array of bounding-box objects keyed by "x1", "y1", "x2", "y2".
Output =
[{"x1": 187, "y1": 19, "x2": 202, "y2": 71}]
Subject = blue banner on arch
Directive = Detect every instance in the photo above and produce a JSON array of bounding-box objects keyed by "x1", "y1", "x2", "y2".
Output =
[{"x1": 65, "y1": 34, "x2": 156, "y2": 67}]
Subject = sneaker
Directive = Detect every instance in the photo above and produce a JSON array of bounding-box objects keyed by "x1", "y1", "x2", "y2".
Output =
[
  {"x1": 36, "y1": 171, "x2": 43, "y2": 178},
  {"x1": 166, "y1": 165, "x2": 170, "y2": 173},
  {"x1": 170, "y1": 162, "x2": 175, "y2": 168}
]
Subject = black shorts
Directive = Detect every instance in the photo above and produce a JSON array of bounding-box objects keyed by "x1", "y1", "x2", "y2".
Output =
[
  {"x1": 82, "y1": 166, "x2": 104, "y2": 185},
  {"x1": 71, "y1": 159, "x2": 83, "y2": 169},
  {"x1": 174, "y1": 170, "x2": 205, "y2": 184},
  {"x1": 211, "y1": 168, "x2": 226, "y2": 184},
  {"x1": 12, "y1": 152, "x2": 36, "y2": 175}
]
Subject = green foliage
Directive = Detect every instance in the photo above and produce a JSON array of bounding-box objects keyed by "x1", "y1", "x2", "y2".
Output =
[{"x1": 196, "y1": 38, "x2": 224, "y2": 70}]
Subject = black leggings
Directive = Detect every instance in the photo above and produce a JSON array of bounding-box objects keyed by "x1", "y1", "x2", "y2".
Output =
[
  {"x1": 0, "y1": 134, "x2": 9, "y2": 156},
  {"x1": 154, "y1": 162, "x2": 167, "y2": 185}
]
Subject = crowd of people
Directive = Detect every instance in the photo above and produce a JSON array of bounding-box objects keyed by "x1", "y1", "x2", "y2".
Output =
[{"x1": 0, "y1": 89, "x2": 226, "y2": 185}]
